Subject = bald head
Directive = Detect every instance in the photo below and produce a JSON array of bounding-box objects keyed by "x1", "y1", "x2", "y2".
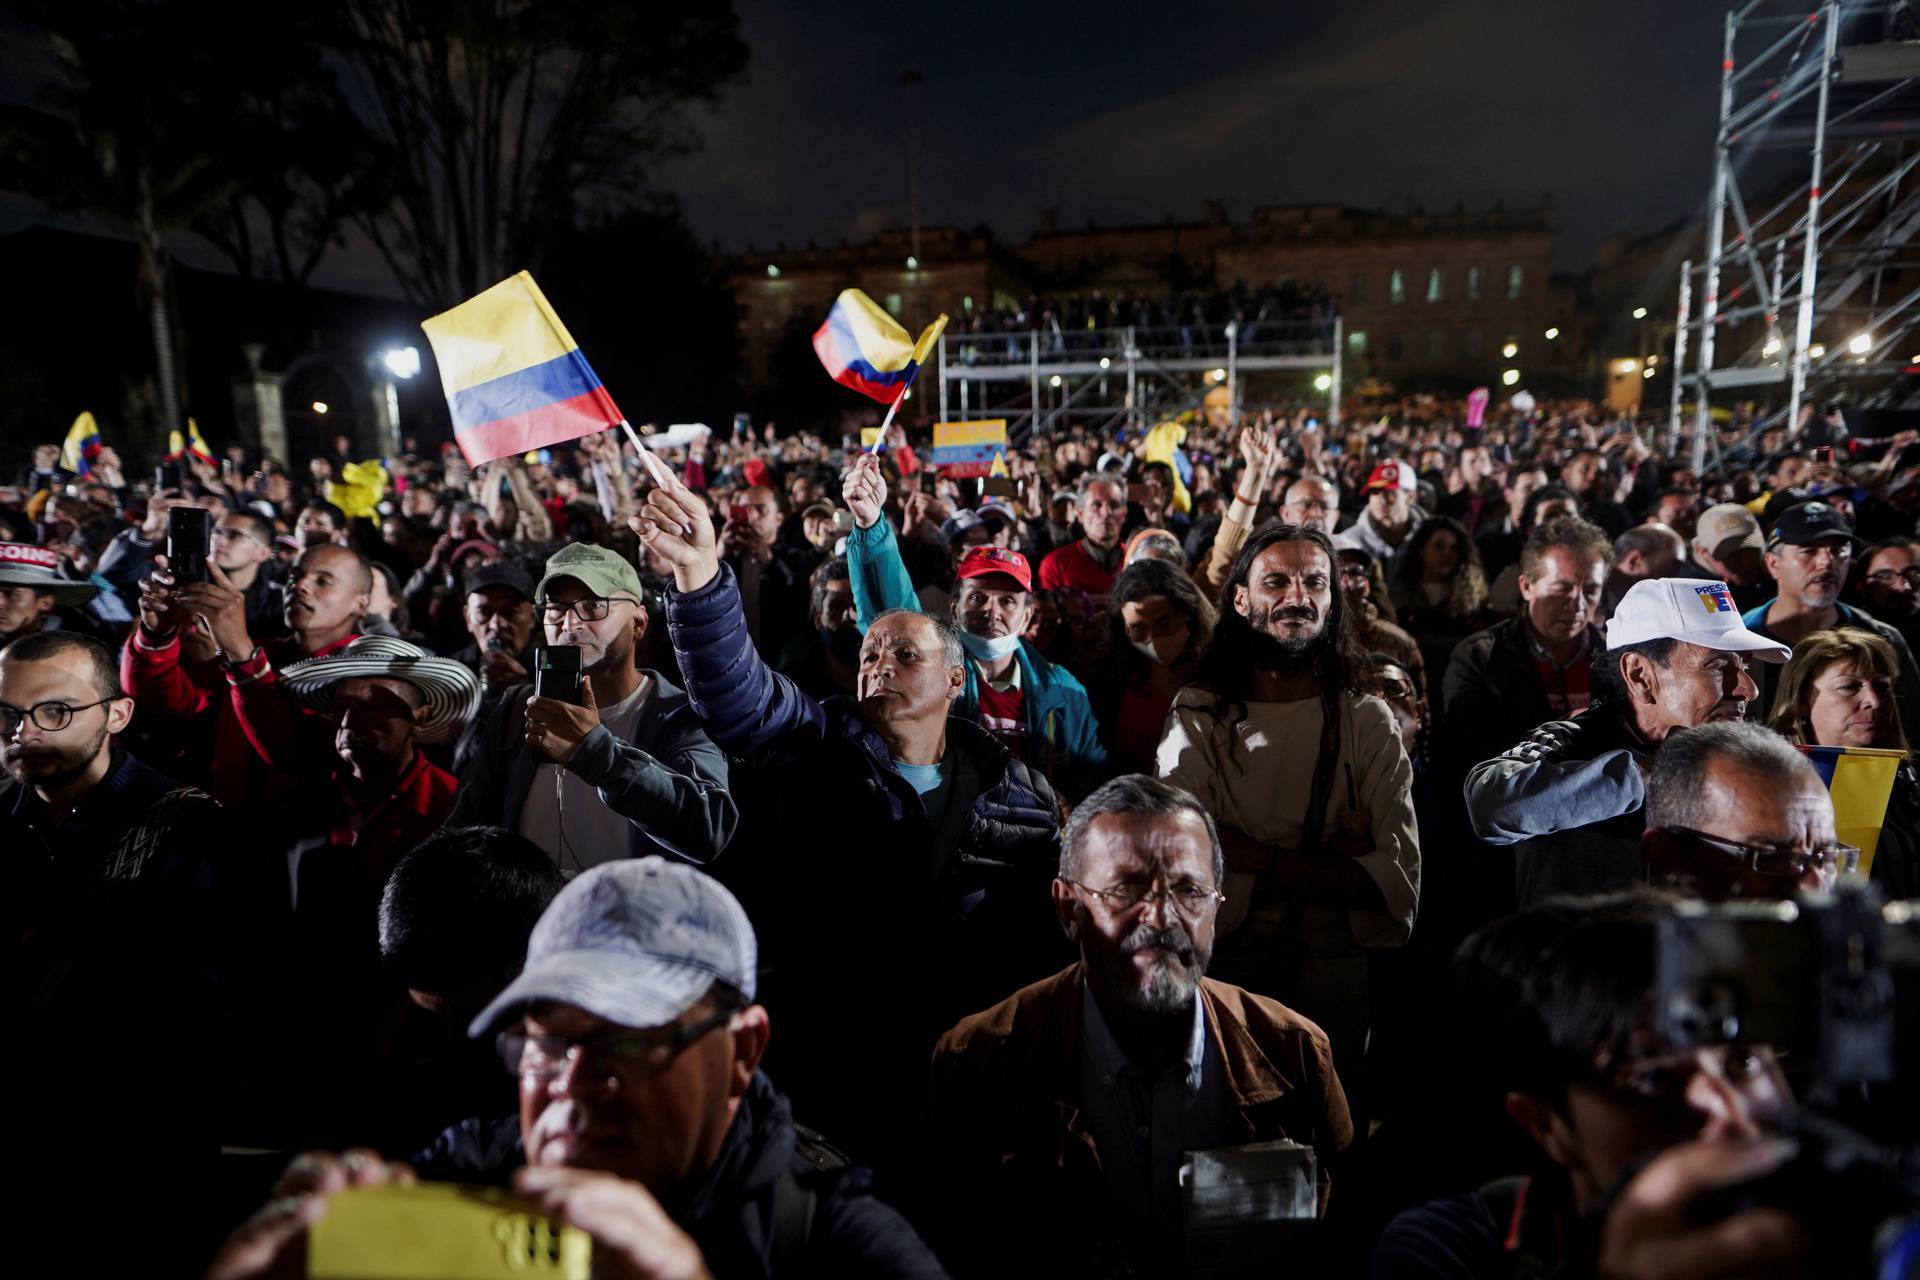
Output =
[{"x1": 1281, "y1": 475, "x2": 1339, "y2": 536}]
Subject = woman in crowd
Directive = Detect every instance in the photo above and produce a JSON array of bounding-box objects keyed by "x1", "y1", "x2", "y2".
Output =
[
  {"x1": 1766, "y1": 628, "x2": 1917, "y2": 898},
  {"x1": 1091, "y1": 558, "x2": 1215, "y2": 776},
  {"x1": 1388, "y1": 516, "x2": 1493, "y2": 684}
]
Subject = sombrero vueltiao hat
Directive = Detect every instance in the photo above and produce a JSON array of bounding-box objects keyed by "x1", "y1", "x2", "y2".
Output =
[
  {"x1": 0, "y1": 541, "x2": 100, "y2": 607},
  {"x1": 281, "y1": 635, "x2": 481, "y2": 742}
]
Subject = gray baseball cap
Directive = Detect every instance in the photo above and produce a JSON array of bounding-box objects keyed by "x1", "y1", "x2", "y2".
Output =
[{"x1": 468, "y1": 859, "x2": 757, "y2": 1037}]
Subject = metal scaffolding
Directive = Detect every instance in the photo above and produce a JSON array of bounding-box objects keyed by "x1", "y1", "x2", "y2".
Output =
[
  {"x1": 1672, "y1": 0, "x2": 1920, "y2": 471},
  {"x1": 935, "y1": 315, "x2": 1343, "y2": 444}
]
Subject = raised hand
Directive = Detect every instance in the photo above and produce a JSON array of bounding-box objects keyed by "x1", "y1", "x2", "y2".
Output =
[
  {"x1": 633, "y1": 458, "x2": 719, "y2": 593},
  {"x1": 842, "y1": 453, "x2": 888, "y2": 530}
]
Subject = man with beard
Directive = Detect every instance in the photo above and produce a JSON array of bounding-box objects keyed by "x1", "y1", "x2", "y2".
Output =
[
  {"x1": 843, "y1": 451, "x2": 1105, "y2": 796},
  {"x1": 926, "y1": 775, "x2": 1352, "y2": 1277},
  {"x1": 450, "y1": 543, "x2": 735, "y2": 871},
  {"x1": 1740, "y1": 501, "x2": 1920, "y2": 733},
  {"x1": 4, "y1": 631, "x2": 227, "y2": 1271},
  {"x1": 1039, "y1": 472, "x2": 1129, "y2": 605},
  {"x1": 1156, "y1": 525, "x2": 1419, "y2": 1125},
  {"x1": 1467, "y1": 578, "x2": 1791, "y2": 906}
]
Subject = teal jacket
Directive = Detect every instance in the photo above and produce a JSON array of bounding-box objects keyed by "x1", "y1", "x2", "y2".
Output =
[{"x1": 847, "y1": 518, "x2": 1107, "y2": 798}]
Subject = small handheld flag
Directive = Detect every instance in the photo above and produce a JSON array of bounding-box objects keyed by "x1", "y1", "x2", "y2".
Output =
[
  {"x1": 421, "y1": 272, "x2": 625, "y2": 467},
  {"x1": 167, "y1": 419, "x2": 215, "y2": 465},
  {"x1": 60, "y1": 412, "x2": 103, "y2": 475},
  {"x1": 811, "y1": 289, "x2": 947, "y2": 451},
  {"x1": 1797, "y1": 745, "x2": 1904, "y2": 876}
]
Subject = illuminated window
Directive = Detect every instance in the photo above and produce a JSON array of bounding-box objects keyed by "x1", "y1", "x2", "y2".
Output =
[
  {"x1": 1466, "y1": 266, "x2": 1484, "y2": 301},
  {"x1": 1390, "y1": 270, "x2": 1406, "y2": 304},
  {"x1": 885, "y1": 293, "x2": 903, "y2": 315},
  {"x1": 1347, "y1": 330, "x2": 1368, "y2": 351},
  {"x1": 1506, "y1": 265, "x2": 1524, "y2": 300},
  {"x1": 1427, "y1": 269, "x2": 1445, "y2": 303}
]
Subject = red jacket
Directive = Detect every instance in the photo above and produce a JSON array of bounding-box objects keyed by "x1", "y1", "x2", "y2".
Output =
[
  {"x1": 120, "y1": 630, "x2": 359, "y2": 810},
  {"x1": 327, "y1": 749, "x2": 458, "y2": 884}
]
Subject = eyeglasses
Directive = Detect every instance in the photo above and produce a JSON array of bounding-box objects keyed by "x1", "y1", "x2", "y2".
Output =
[
  {"x1": 1061, "y1": 877, "x2": 1225, "y2": 914},
  {"x1": 499, "y1": 1008, "x2": 734, "y2": 1084},
  {"x1": 1668, "y1": 828, "x2": 1860, "y2": 878},
  {"x1": 540, "y1": 596, "x2": 636, "y2": 624},
  {"x1": 1865, "y1": 568, "x2": 1920, "y2": 589},
  {"x1": 0, "y1": 697, "x2": 123, "y2": 735}
]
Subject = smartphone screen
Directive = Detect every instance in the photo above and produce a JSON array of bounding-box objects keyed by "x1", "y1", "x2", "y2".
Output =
[
  {"x1": 155, "y1": 461, "x2": 183, "y2": 492},
  {"x1": 534, "y1": 644, "x2": 583, "y2": 706},
  {"x1": 167, "y1": 506, "x2": 212, "y2": 583}
]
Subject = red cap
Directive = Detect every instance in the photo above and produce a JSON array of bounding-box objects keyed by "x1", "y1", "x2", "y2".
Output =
[
  {"x1": 1366, "y1": 460, "x2": 1417, "y2": 493},
  {"x1": 954, "y1": 545, "x2": 1032, "y2": 592}
]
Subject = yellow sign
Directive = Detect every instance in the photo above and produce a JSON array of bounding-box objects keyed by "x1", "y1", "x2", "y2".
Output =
[
  {"x1": 860, "y1": 427, "x2": 884, "y2": 447},
  {"x1": 934, "y1": 419, "x2": 1007, "y2": 449}
]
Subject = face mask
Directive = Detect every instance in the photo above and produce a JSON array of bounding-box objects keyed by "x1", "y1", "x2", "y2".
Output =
[
  {"x1": 959, "y1": 629, "x2": 1023, "y2": 663},
  {"x1": 1131, "y1": 626, "x2": 1190, "y2": 666},
  {"x1": 821, "y1": 625, "x2": 862, "y2": 665}
]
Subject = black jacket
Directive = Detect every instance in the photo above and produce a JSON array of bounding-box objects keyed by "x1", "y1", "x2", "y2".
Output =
[
  {"x1": 412, "y1": 1073, "x2": 949, "y2": 1279},
  {"x1": 1439, "y1": 614, "x2": 1606, "y2": 777}
]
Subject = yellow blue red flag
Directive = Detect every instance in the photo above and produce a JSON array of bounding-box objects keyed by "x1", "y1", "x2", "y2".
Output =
[
  {"x1": 1797, "y1": 745, "x2": 1904, "y2": 876},
  {"x1": 60, "y1": 411, "x2": 102, "y2": 474},
  {"x1": 167, "y1": 419, "x2": 215, "y2": 465},
  {"x1": 420, "y1": 271, "x2": 624, "y2": 466},
  {"x1": 812, "y1": 289, "x2": 948, "y2": 404},
  {"x1": 1143, "y1": 420, "x2": 1193, "y2": 514}
]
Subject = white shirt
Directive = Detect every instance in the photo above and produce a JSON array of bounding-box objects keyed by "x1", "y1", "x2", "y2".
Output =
[{"x1": 518, "y1": 677, "x2": 652, "y2": 872}]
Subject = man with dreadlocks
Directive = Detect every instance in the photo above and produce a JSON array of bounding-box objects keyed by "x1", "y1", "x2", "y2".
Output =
[{"x1": 1155, "y1": 524, "x2": 1419, "y2": 1125}]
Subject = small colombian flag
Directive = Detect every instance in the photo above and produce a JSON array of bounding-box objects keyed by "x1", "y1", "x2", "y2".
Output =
[
  {"x1": 167, "y1": 419, "x2": 215, "y2": 465},
  {"x1": 1798, "y1": 745, "x2": 1904, "y2": 876},
  {"x1": 421, "y1": 272, "x2": 624, "y2": 467},
  {"x1": 812, "y1": 289, "x2": 948, "y2": 405},
  {"x1": 60, "y1": 411, "x2": 103, "y2": 475}
]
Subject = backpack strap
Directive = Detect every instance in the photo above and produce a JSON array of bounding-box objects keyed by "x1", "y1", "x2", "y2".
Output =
[{"x1": 768, "y1": 1125, "x2": 851, "y2": 1272}]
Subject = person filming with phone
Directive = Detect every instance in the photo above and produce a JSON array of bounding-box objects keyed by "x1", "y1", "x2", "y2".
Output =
[{"x1": 450, "y1": 542, "x2": 735, "y2": 871}]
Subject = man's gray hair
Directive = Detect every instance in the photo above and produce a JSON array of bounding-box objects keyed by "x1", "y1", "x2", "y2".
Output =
[
  {"x1": 870, "y1": 606, "x2": 965, "y2": 671},
  {"x1": 1077, "y1": 471, "x2": 1127, "y2": 505},
  {"x1": 1646, "y1": 721, "x2": 1822, "y2": 831},
  {"x1": 1060, "y1": 774, "x2": 1225, "y2": 884}
]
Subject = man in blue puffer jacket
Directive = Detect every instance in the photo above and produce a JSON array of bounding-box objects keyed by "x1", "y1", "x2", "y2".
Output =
[
  {"x1": 635, "y1": 461, "x2": 1064, "y2": 1176},
  {"x1": 840, "y1": 451, "x2": 1106, "y2": 800}
]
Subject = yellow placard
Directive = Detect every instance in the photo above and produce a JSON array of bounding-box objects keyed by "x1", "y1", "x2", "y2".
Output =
[
  {"x1": 860, "y1": 427, "x2": 884, "y2": 447},
  {"x1": 934, "y1": 419, "x2": 1007, "y2": 450}
]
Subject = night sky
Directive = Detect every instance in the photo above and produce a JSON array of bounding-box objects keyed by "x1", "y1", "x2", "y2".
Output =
[{"x1": 661, "y1": 0, "x2": 1732, "y2": 270}]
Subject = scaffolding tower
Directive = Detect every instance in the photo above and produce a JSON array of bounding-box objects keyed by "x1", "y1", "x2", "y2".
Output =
[
  {"x1": 935, "y1": 314, "x2": 1343, "y2": 445},
  {"x1": 1671, "y1": 0, "x2": 1920, "y2": 472}
]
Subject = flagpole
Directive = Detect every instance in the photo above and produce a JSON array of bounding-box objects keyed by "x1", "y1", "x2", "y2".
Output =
[{"x1": 869, "y1": 384, "x2": 910, "y2": 454}]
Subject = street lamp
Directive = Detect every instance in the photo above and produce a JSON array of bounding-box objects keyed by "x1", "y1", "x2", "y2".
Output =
[
  {"x1": 1632, "y1": 307, "x2": 1648, "y2": 320},
  {"x1": 1501, "y1": 341, "x2": 1519, "y2": 359},
  {"x1": 1544, "y1": 327, "x2": 1560, "y2": 340},
  {"x1": 1848, "y1": 332, "x2": 1873, "y2": 355},
  {"x1": 906, "y1": 256, "x2": 919, "y2": 271},
  {"x1": 381, "y1": 347, "x2": 421, "y2": 380},
  {"x1": 1049, "y1": 374, "x2": 1063, "y2": 388},
  {"x1": 311, "y1": 401, "x2": 330, "y2": 415},
  {"x1": 1501, "y1": 368, "x2": 1521, "y2": 386},
  {"x1": 1313, "y1": 373, "x2": 1332, "y2": 392},
  {"x1": 765, "y1": 264, "x2": 781, "y2": 278}
]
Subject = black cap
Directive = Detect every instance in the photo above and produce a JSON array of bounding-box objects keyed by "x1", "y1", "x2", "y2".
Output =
[
  {"x1": 1766, "y1": 500, "x2": 1855, "y2": 550},
  {"x1": 465, "y1": 561, "x2": 536, "y2": 602}
]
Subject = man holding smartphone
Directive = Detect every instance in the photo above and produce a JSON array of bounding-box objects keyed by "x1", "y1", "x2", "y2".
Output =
[{"x1": 450, "y1": 543, "x2": 735, "y2": 871}]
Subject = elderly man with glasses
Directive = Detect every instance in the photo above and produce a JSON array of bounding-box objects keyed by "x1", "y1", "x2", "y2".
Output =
[
  {"x1": 450, "y1": 542, "x2": 735, "y2": 870},
  {"x1": 924, "y1": 774, "x2": 1353, "y2": 1277}
]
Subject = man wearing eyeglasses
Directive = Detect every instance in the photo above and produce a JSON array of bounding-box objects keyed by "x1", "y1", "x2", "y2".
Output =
[
  {"x1": 925, "y1": 775, "x2": 1352, "y2": 1277},
  {"x1": 210, "y1": 509, "x2": 288, "y2": 641},
  {"x1": 449, "y1": 542, "x2": 735, "y2": 870},
  {"x1": 206, "y1": 860, "x2": 947, "y2": 1280},
  {"x1": 1641, "y1": 721, "x2": 1848, "y2": 901},
  {"x1": 1852, "y1": 537, "x2": 1920, "y2": 658}
]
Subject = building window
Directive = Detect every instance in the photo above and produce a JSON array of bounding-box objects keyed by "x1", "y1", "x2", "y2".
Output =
[
  {"x1": 1463, "y1": 328, "x2": 1482, "y2": 357},
  {"x1": 962, "y1": 294, "x2": 975, "y2": 313},
  {"x1": 1506, "y1": 265, "x2": 1524, "y2": 300},
  {"x1": 1349, "y1": 273, "x2": 1369, "y2": 306},
  {"x1": 1427, "y1": 268, "x2": 1445, "y2": 303},
  {"x1": 885, "y1": 293, "x2": 903, "y2": 315},
  {"x1": 1347, "y1": 329, "x2": 1368, "y2": 351},
  {"x1": 1467, "y1": 266, "x2": 1484, "y2": 302},
  {"x1": 1427, "y1": 330, "x2": 1447, "y2": 361},
  {"x1": 1389, "y1": 270, "x2": 1406, "y2": 304},
  {"x1": 1385, "y1": 332, "x2": 1404, "y2": 362}
]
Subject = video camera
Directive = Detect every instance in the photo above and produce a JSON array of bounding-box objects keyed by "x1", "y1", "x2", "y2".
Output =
[{"x1": 1653, "y1": 884, "x2": 1920, "y2": 1270}]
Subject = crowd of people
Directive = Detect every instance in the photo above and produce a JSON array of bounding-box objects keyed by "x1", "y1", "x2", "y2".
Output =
[{"x1": 4, "y1": 393, "x2": 1918, "y2": 1277}]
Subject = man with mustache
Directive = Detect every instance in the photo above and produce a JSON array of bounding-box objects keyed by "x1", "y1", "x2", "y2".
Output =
[
  {"x1": 1739, "y1": 500, "x2": 1920, "y2": 736},
  {"x1": 926, "y1": 774, "x2": 1352, "y2": 1277},
  {"x1": 1467, "y1": 577, "x2": 1793, "y2": 906},
  {"x1": 1153, "y1": 524, "x2": 1418, "y2": 1132}
]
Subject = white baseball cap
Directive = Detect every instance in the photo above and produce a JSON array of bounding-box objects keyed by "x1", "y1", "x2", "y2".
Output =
[{"x1": 1605, "y1": 577, "x2": 1791, "y2": 661}]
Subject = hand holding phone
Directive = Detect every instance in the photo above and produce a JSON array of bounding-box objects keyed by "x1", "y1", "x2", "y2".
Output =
[{"x1": 534, "y1": 644, "x2": 583, "y2": 706}]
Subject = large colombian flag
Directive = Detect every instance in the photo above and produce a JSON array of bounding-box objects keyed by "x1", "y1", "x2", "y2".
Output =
[
  {"x1": 812, "y1": 288, "x2": 948, "y2": 404},
  {"x1": 1797, "y1": 744, "x2": 1905, "y2": 876},
  {"x1": 421, "y1": 272, "x2": 623, "y2": 466}
]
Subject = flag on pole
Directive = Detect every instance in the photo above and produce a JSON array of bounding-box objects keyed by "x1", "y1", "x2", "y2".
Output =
[
  {"x1": 1142, "y1": 419, "x2": 1193, "y2": 514},
  {"x1": 60, "y1": 412, "x2": 103, "y2": 474},
  {"x1": 1797, "y1": 745, "x2": 1904, "y2": 877},
  {"x1": 420, "y1": 271, "x2": 624, "y2": 467},
  {"x1": 167, "y1": 418, "x2": 215, "y2": 465},
  {"x1": 812, "y1": 289, "x2": 948, "y2": 404}
]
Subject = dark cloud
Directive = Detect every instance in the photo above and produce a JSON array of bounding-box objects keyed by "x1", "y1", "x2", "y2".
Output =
[{"x1": 662, "y1": 0, "x2": 1728, "y2": 267}]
